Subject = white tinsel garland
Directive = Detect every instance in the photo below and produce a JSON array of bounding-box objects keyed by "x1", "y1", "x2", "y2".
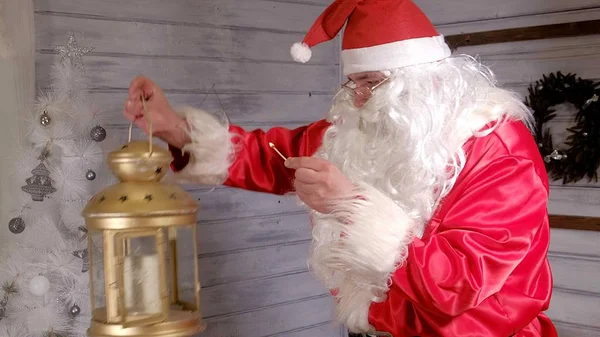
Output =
[{"x1": 0, "y1": 32, "x2": 104, "y2": 337}]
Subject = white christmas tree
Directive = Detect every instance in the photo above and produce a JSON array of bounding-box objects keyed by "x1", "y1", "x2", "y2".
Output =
[{"x1": 0, "y1": 32, "x2": 115, "y2": 337}]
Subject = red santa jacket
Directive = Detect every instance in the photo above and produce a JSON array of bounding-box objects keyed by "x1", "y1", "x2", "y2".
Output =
[{"x1": 169, "y1": 119, "x2": 558, "y2": 337}]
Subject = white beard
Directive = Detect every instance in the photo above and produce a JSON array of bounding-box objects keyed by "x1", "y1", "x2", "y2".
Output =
[
  {"x1": 313, "y1": 54, "x2": 534, "y2": 234},
  {"x1": 305, "y1": 54, "x2": 533, "y2": 333}
]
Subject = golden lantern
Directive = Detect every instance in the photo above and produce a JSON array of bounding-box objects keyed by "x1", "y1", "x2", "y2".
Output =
[{"x1": 82, "y1": 109, "x2": 206, "y2": 337}]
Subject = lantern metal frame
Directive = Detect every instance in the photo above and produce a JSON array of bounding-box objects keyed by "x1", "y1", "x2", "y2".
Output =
[{"x1": 83, "y1": 102, "x2": 205, "y2": 337}]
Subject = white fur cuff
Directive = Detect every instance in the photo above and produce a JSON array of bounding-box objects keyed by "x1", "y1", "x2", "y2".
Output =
[
  {"x1": 173, "y1": 106, "x2": 235, "y2": 185},
  {"x1": 308, "y1": 183, "x2": 416, "y2": 332}
]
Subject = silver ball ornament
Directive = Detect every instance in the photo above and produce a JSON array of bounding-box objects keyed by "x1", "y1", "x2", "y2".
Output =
[
  {"x1": 9, "y1": 217, "x2": 25, "y2": 234},
  {"x1": 90, "y1": 126, "x2": 106, "y2": 142},
  {"x1": 40, "y1": 111, "x2": 51, "y2": 127},
  {"x1": 86, "y1": 169, "x2": 96, "y2": 181},
  {"x1": 70, "y1": 304, "x2": 81, "y2": 317}
]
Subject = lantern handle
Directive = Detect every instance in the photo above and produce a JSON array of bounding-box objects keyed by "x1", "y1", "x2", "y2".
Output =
[{"x1": 127, "y1": 95, "x2": 154, "y2": 156}]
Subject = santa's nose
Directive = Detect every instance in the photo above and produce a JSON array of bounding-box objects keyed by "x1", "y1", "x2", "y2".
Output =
[{"x1": 354, "y1": 95, "x2": 368, "y2": 108}]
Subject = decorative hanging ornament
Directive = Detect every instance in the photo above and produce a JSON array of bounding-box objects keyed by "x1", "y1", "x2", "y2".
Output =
[
  {"x1": 526, "y1": 71, "x2": 600, "y2": 184},
  {"x1": 40, "y1": 111, "x2": 51, "y2": 127},
  {"x1": 90, "y1": 125, "x2": 106, "y2": 142},
  {"x1": 70, "y1": 304, "x2": 81, "y2": 317},
  {"x1": 0, "y1": 281, "x2": 16, "y2": 322},
  {"x1": 52, "y1": 32, "x2": 93, "y2": 68},
  {"x1": 22, "y1": 162, "x2": 56, "y2": 201},
  {"x1": 86, "y1": 169, "x2": 96, "y2": 181},
  {"x1": 29, "y1": 275, "x2": 50, "y2": 296},
  {"x1": 72, "y1": 249, "x2": 89, "y2": 273},
  {"x1": 8, "y1": 217, "x2": 25, "y2": 234}
]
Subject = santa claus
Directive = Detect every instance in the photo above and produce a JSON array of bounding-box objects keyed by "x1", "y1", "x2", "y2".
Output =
[{"x1": 124, "y1": 1, "x2": 558, "y2": 336}]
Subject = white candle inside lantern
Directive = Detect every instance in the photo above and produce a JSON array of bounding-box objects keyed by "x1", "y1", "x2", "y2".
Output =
[{"x1": 124, "y1": 254, "x2": 161, "y2": 315}]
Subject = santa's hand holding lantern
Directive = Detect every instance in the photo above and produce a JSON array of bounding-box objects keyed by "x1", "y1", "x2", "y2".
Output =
[{"x1": 123, "y1": 1, "x2": 558, "y2": 336}]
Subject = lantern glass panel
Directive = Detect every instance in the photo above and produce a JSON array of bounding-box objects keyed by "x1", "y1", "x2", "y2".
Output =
[
  {"x1": 88, "y1": 229, "x2": 106, "y2": 314},
  {"x1": 117, "y1": 228, "x2": 168, "y2": 324},
  {"x1": 166, "y1": 225, "x2": 200, "y2": 311}
]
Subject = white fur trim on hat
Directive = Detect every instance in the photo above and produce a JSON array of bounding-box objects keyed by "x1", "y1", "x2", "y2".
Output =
[
  {"x1": 341, "y1": 35, "x2": 451, "y2": 75},
  {"x1": 290, "y1": 42, "x2": 312, "y2": 63}
]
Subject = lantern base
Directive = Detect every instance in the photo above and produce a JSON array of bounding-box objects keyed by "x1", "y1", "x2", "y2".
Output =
[{"x1": 87, "y1": 307, "x2": 206, "y2": 337}]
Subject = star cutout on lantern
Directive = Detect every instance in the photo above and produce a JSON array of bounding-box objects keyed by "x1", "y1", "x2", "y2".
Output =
[
  {"x1": 155, "y1": 167, "x2": 163, "y2": 174},
  {"x1": 72, "y1": 249, "x2": 89, "y2": 273},
  {"x1": 144, "y1": 194, "x2": 153, "y2": 202},
  {"x1": 119, "y1": 196, "x2": 128, "y2": 203},
  {"x1": 52, "y1": 32, "x2": 93, "y2": 68}
]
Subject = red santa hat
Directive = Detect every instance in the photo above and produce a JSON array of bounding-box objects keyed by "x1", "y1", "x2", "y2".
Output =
[{"x1": 290, "y1": 0, "x2": 451, "y2": 75}]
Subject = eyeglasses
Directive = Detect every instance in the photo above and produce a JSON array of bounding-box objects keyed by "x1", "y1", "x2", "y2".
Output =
[{"x1": 341, "y1": 76, "x2": 390, "y2": 99}]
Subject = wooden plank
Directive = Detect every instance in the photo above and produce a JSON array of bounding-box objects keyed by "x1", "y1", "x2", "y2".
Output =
[
  {"x1": 455, "y1": 34, "x2": 600, "y2": 87},
  {"x1": 445, "y1": 19, "x2": 600, "y2": 50},
  {"x1": 549, "y1": 215, "x2": 600, "y2": 232},
  {"x1": 197, "y1": 241, "x2": 312, "y2": 288},
  {"x1": 34, "y1": 13, "x2": 337, "y2": 64},
  {"x1": 436, "y1": 8, "x2": 600, "y2": 36},
  {"x1": 203, "y1": 295, "x2": 335, "y2": 337},
  {"x1": 554, "y1": 321, "x2": 600, "y2": 337},
  {"x1": 35, "y1": 54, "x2": 338, "y2": 93},
  {"x1": 192, "y1": 187, "x2": 303, "y2": 222},
  {"x1": 549, "y1": 228, "x2": 600, "y2": 257},
  {"x1": 548, "y1": 253, "x2": 600, "y2": 293},
  {"x1": 546, "y1": 288, "x2": 600, "y2": 328},
  {"x1": 197, "y1": 212, "x2": 311, "y2": 255},
  {"x1": 199, "y1": 271, "x2": 328, "y2": 318},
  {"x1": 548, "y1": 186, "x2": 600, "y2": 218},
  {"x1": 414, "y1": 0, "x2": 600, "y2": 27},
  {"x1": 87, "y1": 92, "x2": 332, "y2": 126},
  {"x1": 174, "y1": 241, "x2": 311, "y2": 288},
  {"x1": 34, "y1": 0, "x2": 327, "y2": 33},
  {"x1": 269, "y1": 321, "x2": 343, "y2": 337}
]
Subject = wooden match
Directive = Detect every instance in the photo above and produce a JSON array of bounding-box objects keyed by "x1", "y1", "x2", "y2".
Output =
[{"x1": 269, "y1": 142, "x2": 287, "y2": 161}]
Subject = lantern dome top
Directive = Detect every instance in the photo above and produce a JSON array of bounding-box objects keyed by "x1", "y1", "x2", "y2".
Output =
[{"x1": 82, "y1": 140, "x2": 198, "y2": 230}]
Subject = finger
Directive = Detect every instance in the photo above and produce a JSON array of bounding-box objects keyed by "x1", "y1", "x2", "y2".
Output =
[
  {"x1": 124, "y1": 98, "x2": 137, "y2": 117},
  {"x1": 293, "y1": 180, "x2": 317, "y2": 195},
  {"x1": 129, "y1": 99, "x2": 143, "y2": 116},
  {"x1": 294, "y1": 167, "x2": 321, "y2": 184},
  {"x1": 285, "y1": 157, "x2": 330, "y2": 171},
  {"x1": 128, "y1": 76, "x2": 154, "y2": 101},
  {"x1": 128, "y1": 76, "x2": 145, "y2": 101},
  {"x1": 295, "y1": 190, "x2": 312, "y2": 204},
  {"x1": 123, "y1": 109, "x2": 136, "y2": 122}
]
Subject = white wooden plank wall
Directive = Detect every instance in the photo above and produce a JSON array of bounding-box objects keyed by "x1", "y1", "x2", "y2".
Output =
[
  {"x1": 416, "y1": 0, "x2": 600, "y2": 335},
  {"x1": 33, "y1": 1, "x2": 346, "y2": 336}
]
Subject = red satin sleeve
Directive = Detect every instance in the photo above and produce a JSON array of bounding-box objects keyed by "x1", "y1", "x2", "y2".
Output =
[
  {"x1": 223, "y1": 120, "x2": 330, "y2": 194},
  {"x1": 168, "y1": 120, "x2": 330, "y2": 194},
  {"x1": 369, "y1": 155, "x2": 553, "y2": 336}
]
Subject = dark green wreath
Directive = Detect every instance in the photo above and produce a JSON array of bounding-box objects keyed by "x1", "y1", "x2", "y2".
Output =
[{"x1": 525, "y1": 72, "x2": 600, "y2": 184}]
